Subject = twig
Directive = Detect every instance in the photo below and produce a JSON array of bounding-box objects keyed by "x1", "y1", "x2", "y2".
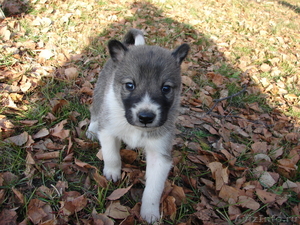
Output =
[{"x1": 206, "y1": 85, "x2": 247, "y2": 114}]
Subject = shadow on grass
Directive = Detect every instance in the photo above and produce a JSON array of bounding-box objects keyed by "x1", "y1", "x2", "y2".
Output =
[
  {"x1": 64, "y1": 1, "x2": 299, "y2": 223},
  {"x1": 0, "y1": 0, "x2": 32, "y2": 17},
  {"x1": 278, "y1": 1, "x2": 300, "y2": 14}
]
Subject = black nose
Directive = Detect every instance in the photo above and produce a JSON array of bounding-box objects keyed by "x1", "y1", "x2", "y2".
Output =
[{"x1": 138, "y1": 112, "x2": 156, "y2": 125}]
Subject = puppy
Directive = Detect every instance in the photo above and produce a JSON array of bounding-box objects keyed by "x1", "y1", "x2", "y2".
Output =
[{"x1": 87, "y1": 29, "x2": 189, "y2": 223}]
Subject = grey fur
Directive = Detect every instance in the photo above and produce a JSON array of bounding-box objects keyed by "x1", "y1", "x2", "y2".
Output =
[{"x1": 87, "y1": 29, "x2": 189, "y2": 223}]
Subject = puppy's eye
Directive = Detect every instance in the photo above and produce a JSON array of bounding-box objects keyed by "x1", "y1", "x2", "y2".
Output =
[
  {"x1": 162, "y1": 85, "x2": 171, "y2": 94},
  {"x1": 125, "y1": 82, "x2": 135, "y2": 91}
]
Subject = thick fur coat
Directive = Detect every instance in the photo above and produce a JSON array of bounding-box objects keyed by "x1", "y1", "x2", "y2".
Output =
[{"x1": 87, "y1": 29, "x2": 189, "y2": 223}]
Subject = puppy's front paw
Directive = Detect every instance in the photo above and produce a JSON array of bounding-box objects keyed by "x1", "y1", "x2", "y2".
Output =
[
  {"x1": 103, "y1": 166, "x2": 121, "y2": 182},
  {"x1": 86, "y1": 121, "x2": 98, "y2": 140},
  {"x1": 140, "y1": 203, "x2": 160, "y2": 224}
]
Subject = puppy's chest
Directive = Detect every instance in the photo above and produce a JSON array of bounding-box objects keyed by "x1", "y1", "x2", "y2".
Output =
[{"x1": 114, "y1": 124, "x2": 149, "y2": 149}]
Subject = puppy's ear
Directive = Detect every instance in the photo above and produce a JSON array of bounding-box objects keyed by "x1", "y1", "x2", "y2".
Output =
[
  {"x1": 108, "y1": 40, "x2": 128, "y2": 62},
  {"x1": 171, "y1": 44, "x2": 190, "y2": 65}
]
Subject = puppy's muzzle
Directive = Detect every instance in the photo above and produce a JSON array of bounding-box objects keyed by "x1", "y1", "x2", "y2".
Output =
[{"x1": 138, "y1": 111, "x2": 156, "y2": 125}]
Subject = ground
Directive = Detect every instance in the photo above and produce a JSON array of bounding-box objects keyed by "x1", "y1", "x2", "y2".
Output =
[{"x1": 0, "y1": 0, "x2": 300, "y2": 224}]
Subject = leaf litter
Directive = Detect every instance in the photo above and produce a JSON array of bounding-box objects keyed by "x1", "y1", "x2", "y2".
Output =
[{"x1": 0, "y1": 0, "x2": 300, "y2": 224}]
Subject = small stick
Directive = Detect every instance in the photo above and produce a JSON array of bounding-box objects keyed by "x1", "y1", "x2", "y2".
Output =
[{"x1": 206, "y1": 85, "x2": 247, "y2": 115}]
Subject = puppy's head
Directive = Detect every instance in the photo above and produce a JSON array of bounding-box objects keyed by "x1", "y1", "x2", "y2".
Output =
[{"x1": 109, "y1": 40, "x2": 189, "y2": 129}]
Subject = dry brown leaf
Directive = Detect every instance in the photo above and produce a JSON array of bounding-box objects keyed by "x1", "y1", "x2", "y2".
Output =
[
  {"x1": 51, "y1": 99, "x2": 69, "y2": 114},
  {"x1": 50, "y1": 120, "x2": 70, "y2": 139},
  {"x1": 163, "y1": 196, "x2": 177, "y2": 221},
  {"x1": 170, "y1": 184, "x2": 187, "y2": 205},
  {"x1": 36, "y1": 186, "x2": 53, "y2": 198},
  {"x1": 119, "y1": 215, "x2": 135, "y2": 225},
  {"x1": 220, "y1": 149, "x2": 236, "y2": 166},
  {"x1": 0, "y1": 189, "x2": 6, "y2": 205},
  {"x1": 256, "y1": 189, "x2": 277, "y2": 204},
  {"x1": 0, "y1": 26, "x2": 11, "y2": 41},
  {"x1": 219, "y1": 185, "x2": 241, "y2": 202},
  {"x1": 259, "y1": 171, "x2": 276, "y2": 188},
  {"x1": 35, "y1": 151, "x2": 60, "y2": 160},
  {"x1": 207, "y1": 162, "x2": 228, "y2": 190},
  {"x1": 12, "y1": 187, "x2": 25, "y2": 204},
  {"x1": 260, "y1": 63, "x2": 271, "y2": 72},
  {"x1": 92, "y1": 208, "x2": 114, "y2": 225},
  {"x1": 4, "y1": 131, "x2": 29, "y2": 146},
  {"x1": 27, "y1": 199, "x2": 49, "y2": 224},
  {"x1": 107, "y1": 185, "x2": 133, "y2": 201},
  {"x1": 91, "y1": 169, "x2": 108, "y2": 188},
  {"x1": 80, "y1": 86, "x2": 93, "y2": 96},
  {"x1": 59, "y1": 192, "x2": 87, "y2": 216},
  {"x1": 181, "y1": 76, "x2": 198, "y2": 89},
  {"x1": 65, "y1": 67, "x2": 79, "y2": 80},
  {"x1": 238, "y1": 196, "x2": 260, "y2": 210},
  {"x1": 207, "y1": 72, "x2": 224, "y2": 86},
  {"x1": 105, "y1": 201, "x2": 130, "y2": 219},
  {"x1": 251, "y1": 142, "x2": 268, "y2": 154},
  {"x1": 19, "y1": 120, "x2": 38, "y2": 126},
  {"x1": 33, "y1": 128, "x2": 49, "y2": 139},
  {"x1": 285, "y1": 132, "x2": 300, "y2": 143},
  {"x1": 202, "y1": 124, "x2": 219, "y2": 135},
  {"x1": 282, "y1": 179, "x2": 298, "y2": 189},
  {"x1": 0, "y1": 209, "x2": 17, "y2": 225},
  {"x1": 120, "y1": 149, "x2": 138, "y2": 164}
]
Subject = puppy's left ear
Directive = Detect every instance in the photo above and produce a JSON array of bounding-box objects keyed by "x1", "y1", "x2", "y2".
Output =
[
  {"x1": 172, "y1": 44, "x2": 190, "y2": 65},
  {"x1": 108, "y1": 40, "x2": 128, "y2": 63}
]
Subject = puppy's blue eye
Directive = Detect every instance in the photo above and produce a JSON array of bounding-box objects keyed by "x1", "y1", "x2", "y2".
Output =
[
  {"x1": 125, "y1": 82, "x2": 135, "y2": 91},
  {"x1": 162, "y1": 85, "x2": 171, "y2": 94}
]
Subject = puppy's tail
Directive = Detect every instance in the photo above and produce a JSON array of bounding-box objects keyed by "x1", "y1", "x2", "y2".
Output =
[{"x1": 122, "y1": 29, "x2": 145, "y2": 46}]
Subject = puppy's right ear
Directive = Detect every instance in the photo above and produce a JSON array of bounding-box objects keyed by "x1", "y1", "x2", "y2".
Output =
[{"x1": 108, "y1": 40, "x2": 128, "y2": 63}]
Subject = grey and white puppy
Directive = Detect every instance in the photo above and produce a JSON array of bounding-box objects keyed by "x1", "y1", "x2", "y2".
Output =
[{"x1": 87, "y1": 29, "x2": 189, "y2": 223}]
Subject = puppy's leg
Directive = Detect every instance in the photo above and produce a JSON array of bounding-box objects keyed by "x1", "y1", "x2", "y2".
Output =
[
  {"x1": 97, "y1": 130, "x2": 122, "y2": 182},
  {"x1": 140, "y1": 139, "x2": 172, "y2": 223},
  {"x1": 86, "y1": 119, "x2": 98, "y2": 140}
]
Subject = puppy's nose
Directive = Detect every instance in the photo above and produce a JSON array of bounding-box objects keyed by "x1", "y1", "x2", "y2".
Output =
[{"x1": 138, "y1": 112, "x2": 156, "y2": 125}]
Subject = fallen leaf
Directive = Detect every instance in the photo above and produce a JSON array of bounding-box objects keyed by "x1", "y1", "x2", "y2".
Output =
[
  {"x1": 39, "y1": 49, "x2": 54, "y2": 60},
  {"x1": 219, "y1": 185, "x2": 241, "y2": 202},
  {"x1": 35, "y1": 151, "x2": 60, "y2": 160},
  {"x1": 282, "y1": 179, "x2": 298, "y2": 189},
  {"x1": 65, "y1": 67, "x2": 79, "y2": 80},
  {"x1": 238, "y1": 196, "x2": 260, "y2": 210},
  {"x1": 256, "y1": 189, "x2": 277, "y2": 204},
  {"x1": 50, "y1": 120, "x2": 70, "y2": 139},
  {"x1": 19, "y1": 120, "x2": 38, "y2": 126},
  {"x1": 27, "y1": 199, "x2": 49, "y2": 224},
  {"x1": 251, "y1": 142, "x2": 268, "y2": 154},
  {"x1": 105, "y1": 201, "x2": 130, "y2": 219},
  {"x1": 120, "y1": 149, "x2": 137, "y2": 164},
  {"x1": 5, "y1": 131, "x2": 29, "y2": 146},
  {"x1": 207, "y1": 162, "x2": 229, "y2": 190},
  {"x1": 33, "y1": 128, "x2": 49, "y2": 139},
  {"x1": 259, "y1": 171, "x2": 276, "y2": 188},
  {"x1": 52, "y1": 99, "x2": 69, "y2": 114},
  {"x1": 92, "y1": 208, "x2": 114, "y2": 225},
  {"x1": 0, "y1": 209, "x2": 17, "y2": 225},
  {"x1": 170, "y1": 184, "x2": 187, "y2": 205},
  {"x1": 107, "y1": 185, "x2": 133, "y2": 201},
  {"x1": 181, "y1": 76, "x2": 198, "y2": 89},
  {"x1": 163, "y1": 196, "x2": 177, "y2": 221},
  {"x1": 12, "y1": 187, "x2": 25, "y2": 204}
]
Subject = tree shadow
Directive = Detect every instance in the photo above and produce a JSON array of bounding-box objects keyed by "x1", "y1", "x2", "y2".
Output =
[
  {"x1": 278, "y1": 1, "x2": 300, "y2": 14},
  {"x1": 0, "y1": 0, "x2": 32, "y2": 18},
  {"x1": 69, "y1": 0, "x2": 299, "y2": 224}
]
